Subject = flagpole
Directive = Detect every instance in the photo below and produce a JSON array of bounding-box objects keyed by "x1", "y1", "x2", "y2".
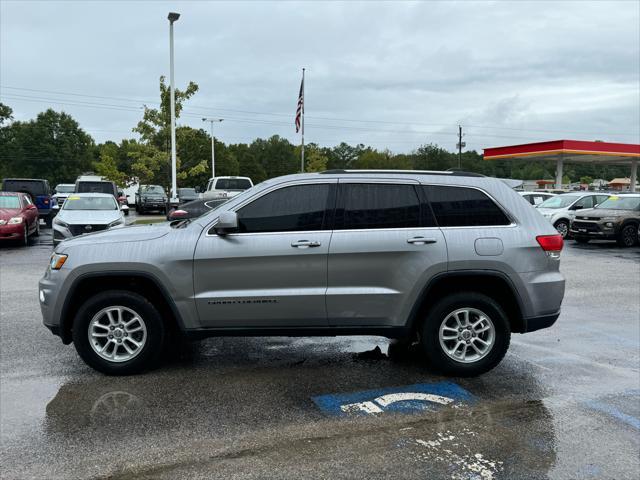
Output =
[{"x1": 301, "y1": 67, "x2": 305, "y2": 173}]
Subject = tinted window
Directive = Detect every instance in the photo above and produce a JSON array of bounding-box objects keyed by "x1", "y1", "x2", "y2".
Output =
[
  {"x1": 2, "y1": 180, "x2": 48, "y2": 196},
  {"x1": 237, "y1": 184, "x2": 330, "y2": 233},
  {"x1": 76, "y1": 182, "x2": 116, "y2": 195},
  {"x1": 215, "y1": 178, "x2": 252, "y2": 191},
  {"x1": 424, "y1": 186, "x2": 510, "y2": 227},
  {"x1": 336, "y1": 183, "x2": 420, "y2": 230}
]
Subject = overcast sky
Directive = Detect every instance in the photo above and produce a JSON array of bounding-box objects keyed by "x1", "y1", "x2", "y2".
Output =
[{"x1": 1, "y1": 0, "x2": 639, "y2": 153}]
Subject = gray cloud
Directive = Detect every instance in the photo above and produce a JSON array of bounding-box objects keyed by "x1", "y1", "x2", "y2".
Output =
[{"x1": 1, "y1": 0, "x2": 638, "y2": 153}]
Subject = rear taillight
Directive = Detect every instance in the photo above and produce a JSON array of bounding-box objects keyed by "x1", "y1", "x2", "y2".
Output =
[{"x1": 537, "y1": 234, "x2": 563, "y2": 258}]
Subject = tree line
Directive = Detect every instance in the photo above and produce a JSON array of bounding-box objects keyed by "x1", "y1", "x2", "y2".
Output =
[{"x1": 0, "y1": 78, "x2": 629, "y2": 190}]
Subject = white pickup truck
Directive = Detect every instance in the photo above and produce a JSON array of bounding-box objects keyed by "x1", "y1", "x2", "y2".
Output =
[{"x1": 202, "y1": 176, "x2": 253, "y2": 200}]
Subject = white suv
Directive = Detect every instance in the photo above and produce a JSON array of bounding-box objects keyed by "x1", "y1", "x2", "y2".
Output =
[
  {"x1": 536, "y1": 192, "x2": 610, "y2": 238},
  {"x1": 203, "y1": 176, "x2": 253, "y2": 200}
]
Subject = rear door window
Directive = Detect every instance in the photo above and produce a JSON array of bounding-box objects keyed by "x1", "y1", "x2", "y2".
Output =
[
  {"x1": 424, "y1": 185, "x2": 511, "y2": 227},
  {"x1": 335, "y1": 183, "x2": 422, "y2": 230}
]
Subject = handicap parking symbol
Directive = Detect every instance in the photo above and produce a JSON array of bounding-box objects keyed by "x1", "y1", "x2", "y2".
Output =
[{"x1": 312, "y1": 381, "x2": 475, "y2": 417}]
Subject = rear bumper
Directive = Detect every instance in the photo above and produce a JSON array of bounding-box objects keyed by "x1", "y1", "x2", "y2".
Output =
[{"x1": 522, "y1": 311, "x2": 560, "y2": 333}]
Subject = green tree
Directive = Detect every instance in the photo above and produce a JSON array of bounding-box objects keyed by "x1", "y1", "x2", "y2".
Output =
[
  {"x1": 580, "y1": 176, "x2": 594, "y2": 185},
  {"x1": 0, "y1": 102, "x2": 13, "y2": 126},
  {"x1": 0, "y1": 108, "x2": 94, "y2": 185},
  {"x1": 303, "y1": 144, "x2": 329, "y2": 172},
  {"x1": 93, "y1": 151, "x2": 129, "y2": 187},
  {"x1": 133, "y1": 76, "x2": 199, "y2": 151}
]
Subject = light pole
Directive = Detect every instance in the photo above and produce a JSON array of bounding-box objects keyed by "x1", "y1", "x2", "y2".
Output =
[
  {"x1": 202, "y1": 118, "x2": 224, "y2": 177},
  {"x1": 168, "y1": 12, "x2": 180, "y2": 205}
]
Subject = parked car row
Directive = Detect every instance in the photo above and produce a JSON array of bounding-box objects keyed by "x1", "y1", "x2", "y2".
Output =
[{"x1": 527, "y1": 191, "x2": 639, "y2": 247}]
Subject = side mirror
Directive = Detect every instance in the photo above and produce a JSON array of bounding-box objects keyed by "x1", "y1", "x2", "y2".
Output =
[{"x1": 214, "y1": 211, "x2": 238, "y2": 235}]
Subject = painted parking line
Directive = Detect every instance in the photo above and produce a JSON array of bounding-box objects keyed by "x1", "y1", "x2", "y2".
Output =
[{"x1": 312, "y1": 381, "x2": 476, "y2": 417}]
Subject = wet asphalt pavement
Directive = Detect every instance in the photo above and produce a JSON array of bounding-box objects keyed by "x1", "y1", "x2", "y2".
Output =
[{"x1": 1, "y1": 219, "x2": 639, "y2": 479}]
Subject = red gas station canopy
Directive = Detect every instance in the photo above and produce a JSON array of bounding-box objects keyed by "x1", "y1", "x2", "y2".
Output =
[{"x1": 483, "y1": 139, "x2": 640, "y2": 165}]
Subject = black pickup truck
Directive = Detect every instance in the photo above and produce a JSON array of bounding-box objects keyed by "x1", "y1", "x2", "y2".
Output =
[{"x1": 135, "y1": 185, "x2": 168, "y2": 214}]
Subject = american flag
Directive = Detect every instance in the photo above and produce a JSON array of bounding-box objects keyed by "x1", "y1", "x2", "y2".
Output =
[{"x1": 295, "y1": 76, "x2": 304, "y2": 133}]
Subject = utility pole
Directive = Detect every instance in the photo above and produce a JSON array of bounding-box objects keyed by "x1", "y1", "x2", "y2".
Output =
[
  {"x1": 168, "y1": 12, "x2": 180, "y2": 206},
  {"x1": 456, "y1": 125, "x2": 465, "y2": 169},
  {"x1": 202, "y1": 118, "x2": 223, "y2": 177}
]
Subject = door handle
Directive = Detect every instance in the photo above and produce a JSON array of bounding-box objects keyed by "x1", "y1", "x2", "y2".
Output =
[
  {"x1": 291, "y1": 240, "x2": 321, "y2": 248},
  {"x1": 407, "y1": 237, "x2": 437, "y2": 245}
]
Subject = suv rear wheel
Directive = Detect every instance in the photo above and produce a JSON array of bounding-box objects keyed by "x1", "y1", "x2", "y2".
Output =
[
  {"x1": 419, "y1": 292, "x2": 510, "y2": 377},
  {"x1": 617, "y1": 224, "x2": 638, "y2": 247},
  {"x1": 72, "y1": 291, "x2": 166, "y2": 375}
]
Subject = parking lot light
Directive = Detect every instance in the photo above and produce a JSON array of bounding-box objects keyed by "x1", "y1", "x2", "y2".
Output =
[{"x1": 168, "y1": 12, "x2": 180, "y2": 207}]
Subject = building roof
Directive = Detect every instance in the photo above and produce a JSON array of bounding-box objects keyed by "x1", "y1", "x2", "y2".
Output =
[
  {"x1": 609, "y1": 178, "x2": 631, "y2": 185},
  {"x1": 483, "y1": 140, "x2": 640, "y2": 165}
]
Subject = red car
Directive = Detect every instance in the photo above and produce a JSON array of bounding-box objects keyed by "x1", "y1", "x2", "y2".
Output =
[{"x1": 0, "y1": 192, "x2": 40, "y2": 246}]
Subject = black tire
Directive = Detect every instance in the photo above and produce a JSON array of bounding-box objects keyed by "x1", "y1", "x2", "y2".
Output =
[
  {"x1": 616, "y1": 224, "x2": 638, "y2": 247},
  {"x1": 45, "y1": 215, "x2": 52, "y2": 228},
  {"x1": 554, "y1": 219, "x2": 570, "y2": 239},
  {"x1": 419, "y1": 292, "x2": 510, "y2": 377},
  {"x1": 20, "y1": 224, "x2": 29, "y2": 247},
  {"x1": 72, "y1": 290, "x2": 166, "y2": 375},
  {"x1": 124, "y1": 209, "x2": 129, "y2": 216},
  {"x1": 32, "y1": 219, "x2": 40, "y2": 237},
  {"x1": 574, "y1": 236, "x2": 590, "y2": 244}
]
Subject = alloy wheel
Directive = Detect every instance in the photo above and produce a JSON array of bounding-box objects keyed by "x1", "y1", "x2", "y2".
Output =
[
  {"x1": 88, "y1": 306, "x2": 147, "y2": 363},
  {"x1": 439, "y1": 308, "x2": 495, "y2": 364}
]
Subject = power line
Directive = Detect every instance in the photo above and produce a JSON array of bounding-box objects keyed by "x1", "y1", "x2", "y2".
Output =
[{"x1": 3, "y1": 84, "x2": 638, "y2": 138}]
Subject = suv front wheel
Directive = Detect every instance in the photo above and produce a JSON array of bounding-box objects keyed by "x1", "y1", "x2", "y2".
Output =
[
  {"x1": 72, "y1": 290, "x2": 166, "y2": 375},
  {"x1": 420, "y1": 292, "x2": 511, "y2": 377}
]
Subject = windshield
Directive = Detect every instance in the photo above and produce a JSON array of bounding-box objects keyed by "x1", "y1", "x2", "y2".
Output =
[
  {"x1": 142, "y1": 186, "x2": 165, "y2": 195},
  {"x1": 63, "y1": 196, "x2": 118, "y2": 210},
  {"x1": 55, "y1": 185, "x2": 75, "y2": 193},
  {"x1": 214, "y1": 178, "x2": 252, "y2": 191},
  {"x1": 595, "y1": 196, "x2": 640, "y2": 211},
  {"x1": 538, "y1": 195, "x2": 580, "y2": 209},
  {"x1": 0, "y1": 196, "x2": 21, "y2": 209},
  {"x1": 77, "y1": 182, "x2": 115, "y2": 194},
  {"x1": 178, "y1": 188, "x2": 197, "y2": 196}
]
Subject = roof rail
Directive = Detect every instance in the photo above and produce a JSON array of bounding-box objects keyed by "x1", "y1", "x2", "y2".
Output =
[{"x1": 319, "y1": 169, "x2": 485, "y2": 178}]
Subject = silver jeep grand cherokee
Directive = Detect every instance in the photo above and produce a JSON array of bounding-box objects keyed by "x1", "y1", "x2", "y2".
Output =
[{"x1": 40, "y1": 170, "x2": 565, "y2": 376}]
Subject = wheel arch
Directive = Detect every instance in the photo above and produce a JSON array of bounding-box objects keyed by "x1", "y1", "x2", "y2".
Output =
[
  {"x1": 59, "y1": 271, "x2": 185, "y2": 344},
  {"x1": 406, "y1": 271, "x2": 526, "y2": 334}
]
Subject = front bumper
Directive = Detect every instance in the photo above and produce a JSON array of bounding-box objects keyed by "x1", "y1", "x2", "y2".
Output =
[
  {"x1": 570, "y1": 220, "x2": 618, "y2": 239},
  {"x1": 0, "y1": 223, "x2": 23, "y2": 240}
]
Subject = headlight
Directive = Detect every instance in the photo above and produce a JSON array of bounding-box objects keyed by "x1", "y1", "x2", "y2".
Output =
[
  {"x1": 54, "y1": 217, "x2": 69, "y2": 228},
  {"x1": 108, "y1": 218, "x2": 124, "y2": 228},
  {"x1": 49, "y1": 253, "x2": 68, "y2": 270},
  {"x1": 8, "y1": 217, "x2": 23, "y2": 224}
]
